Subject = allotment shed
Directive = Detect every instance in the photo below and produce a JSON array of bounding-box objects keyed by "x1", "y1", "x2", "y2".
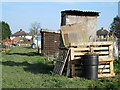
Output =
[
  {"x1": 40, "y1": 29, "x2": 60, "y2": 56},
  {"x1": 61, "y1": 10, "x2": 99, "y2": 44}
]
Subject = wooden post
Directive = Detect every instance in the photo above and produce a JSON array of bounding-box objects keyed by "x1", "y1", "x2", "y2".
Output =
[
  {"x1": 110, "y1": 60, "x2": 114, "y2": 74},
  {"x1": 66, "y1": 53, "x2": 70, "y2": 77},
  {"x1": 109, "y1": 45, "x2": 113, "y2": 57},
  {"x1": 90, "y1": 45, "x2": 94, "y2": 53},
  {"x1": 70, "y1": 48, "x2": 74, "y2": 60},
  {"x1": 72, "y1": 64, "x2": 75, "y2": 77}
]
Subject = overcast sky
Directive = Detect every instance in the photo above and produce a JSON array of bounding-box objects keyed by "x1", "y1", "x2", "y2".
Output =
[{"x1": 2, "y1": 2, "x2": 118, "y2": 34}]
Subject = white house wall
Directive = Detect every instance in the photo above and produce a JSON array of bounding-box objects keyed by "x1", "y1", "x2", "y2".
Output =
[
  {"x1": 10, "y1": 36, "x2": 32, "y2": 40},
  {"x1": 25, "y1": 36, "x2": 32, "y2": 40},
  {"x1": 33, "y1": 35, "x2": 41, "y2": 47},
  {"x1": 10, "y1": 36, "x2": 15, "y2": 40}
]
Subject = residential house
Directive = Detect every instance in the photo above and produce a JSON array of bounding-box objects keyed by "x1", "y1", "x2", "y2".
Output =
[
  {"x1": 10, "y1": 29, "x2": 32, "y2": 40},
  {"x1": 10, "y1": 29, "x2": 33, "y2": 43},
  {"x1": 97, "y1": 27, "x2": 109, "y2": 41}
]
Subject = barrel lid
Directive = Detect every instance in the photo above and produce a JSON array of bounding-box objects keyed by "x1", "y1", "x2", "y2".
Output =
[{"x1": 84, "y1": 52, "x2": 99, "y2": 56}]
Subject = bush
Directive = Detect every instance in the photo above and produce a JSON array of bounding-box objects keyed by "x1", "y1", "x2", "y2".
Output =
[{"x1": 114, "y1": 57, "x2": 120, "y2": 74}]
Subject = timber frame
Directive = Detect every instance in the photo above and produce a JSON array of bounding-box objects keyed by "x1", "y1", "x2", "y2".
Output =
[{"x1": 53, "y1": 41, "x2": 115, "y2": 78}]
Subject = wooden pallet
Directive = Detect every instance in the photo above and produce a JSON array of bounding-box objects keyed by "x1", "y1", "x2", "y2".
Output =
[
  {"x1": 70, "y1": 41, "x2": 115, "y2": 78},
  {"x1": 71, "y1": 64, "x2": 83, "y2": 77},
  {"x1": 53, "y1": 49, "x2": 70, "y2": 75}
]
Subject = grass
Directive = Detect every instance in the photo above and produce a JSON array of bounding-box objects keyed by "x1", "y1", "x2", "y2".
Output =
[{"x1": 1, "y1": 46, "x2": 120, "y2": 88}]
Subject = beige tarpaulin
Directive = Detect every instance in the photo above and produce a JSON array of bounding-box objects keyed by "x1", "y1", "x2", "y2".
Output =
[{"x1": 61, "y1": 22, "x2": 88, "y2": 47}]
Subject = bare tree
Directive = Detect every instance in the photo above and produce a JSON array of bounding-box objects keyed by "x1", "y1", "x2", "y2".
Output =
[{"x1": 29, "y1": 22, "x2": 41, "y2": 35}]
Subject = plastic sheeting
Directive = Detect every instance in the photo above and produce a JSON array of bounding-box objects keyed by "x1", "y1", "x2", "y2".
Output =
[{"x1": 113, "y1": 39, "x2": 119, "y2": 58}]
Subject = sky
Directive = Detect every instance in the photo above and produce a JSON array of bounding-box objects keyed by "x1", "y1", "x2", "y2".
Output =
[
  {"x1": 2, "y1": 2, "x2": 119, "y2": 34},
  {"x1": 118, "y1": 1, "x2": 120, "y2": 17}
]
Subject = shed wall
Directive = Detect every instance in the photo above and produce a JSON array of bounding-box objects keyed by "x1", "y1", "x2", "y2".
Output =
[
  {"x1": 41, "y1": 32, "x2": 60, "y2": 56},
  {"x1": 61, "y1": 15, "x2": 97, "y2": 42}
]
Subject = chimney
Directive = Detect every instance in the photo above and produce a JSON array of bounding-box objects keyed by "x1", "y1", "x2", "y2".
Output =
[
  {"x1": 101, "y1": 27, "x2": 104, "y2": 30},
  {"x1": 20, "y1": 29, "x2": 23, "y2": 31}
]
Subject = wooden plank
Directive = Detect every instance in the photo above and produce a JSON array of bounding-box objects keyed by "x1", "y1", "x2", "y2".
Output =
[
  {"x1": 109, "y1": 45, "x2": 113, "y2": 57},
  {"x1": 72, "y1": 64, "x2": 75, "y2": 76},
  {"x1": 93, "y1": 47, "x2": 109, "y2": 50},
  {"x1": 71, "y1": 48, "x2": 74, "y2": 60},
  {"x1": 74, "y1": 67, "x2": 82, "y2": 69},
  {"x1": 74, "y1": 57, "x2": 82, "y2": 60},
  {"x1": 98, "y1": 73, "x2": 115, "y2": 78},
  {"x1": 99, "y1": 56, "x2": 114, "y2": 62},
  {"x1": 98, "y1": 69, "x2": 110, "y2": 73},
  {"x1": 66, "y1": 55, "x2": 71, "y2": 77},
  {"x1": 61, "y1": 23, "x2": 88, "y2": 47},
  {"x1": 95, "y1": 51, "x2": 109, "y2": 55},
  {"x1": 110, "y1": 61, "x2": 114, "y2": 74},
  {"x1": 99, "y1": 56, "x2": 109, "y2": 58},
  {"x1": 71, "y1": 41, "x2": 113, "y2": 47},
  {"x1": 73, "y1": 51, "x2": 109, "y2": 56},
  {"x1": 90, "y1": 46, "x2": 94, "y2": 53},
  {"x1": 73, "y1": 48, "x2": 89, "y2": 51},
  {"x1": 71, "y1": 56, "x2": 114, "y2": 61},
  {"x1": 98, "y1": 65, "x2": 110, "y2": 69},
  {"x1": 74, "y1": 52, "x2": 88, "y2": 56}
]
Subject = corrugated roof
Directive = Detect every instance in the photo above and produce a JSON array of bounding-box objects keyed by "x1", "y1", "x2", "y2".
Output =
[
  {"x1": 40, "y1": 29, "x2": 60, "y2": 33},
  {"x1": 61, "y1": 10, "x2": 99, "y2": 16}
]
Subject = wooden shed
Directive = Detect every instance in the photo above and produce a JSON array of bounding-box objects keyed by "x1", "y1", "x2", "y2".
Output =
[
  {"x1": 60, "y1": 10, "x2": 99, "y2": 46},
  {"x1": 53, "y1": 10, "x2": 115, "y2": 78},
  {"x1": 40, "y1": 29, "x2": 60, "y2": 56}
]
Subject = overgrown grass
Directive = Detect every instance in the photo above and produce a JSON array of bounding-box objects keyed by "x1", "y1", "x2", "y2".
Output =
[{"x1": 1, "y1": 46, "x2": 120, "y2": 88}]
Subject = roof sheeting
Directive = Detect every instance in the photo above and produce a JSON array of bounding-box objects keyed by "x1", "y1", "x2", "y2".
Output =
[
  {"x1": 40, "y1": 29, "x2": 60, "y2": 33},
  {"x1": 61, "y1": 10, "x2": 99, "y2": 16}
]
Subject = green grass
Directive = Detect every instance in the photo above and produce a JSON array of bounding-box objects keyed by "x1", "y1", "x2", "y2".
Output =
[{"x1": 1, "y1": 46, "x2": 120, "y2": 88}]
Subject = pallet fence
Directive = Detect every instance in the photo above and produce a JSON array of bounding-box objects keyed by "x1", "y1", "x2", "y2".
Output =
[
  {"x1": 53, "y1": 41, "x2": 115, "y2": 78},
  {"x1": 70, "y1": 41, "x2": 115, "y2": 78}
]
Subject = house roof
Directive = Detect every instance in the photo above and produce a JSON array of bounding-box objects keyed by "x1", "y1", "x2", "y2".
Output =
[
  {"x1": 97, "y1": 27, "x2": 108, "y2": 36},
  {"x1": 10, "y1": 29, "x2": 32, "y2": 36},
  {"x1": 61, "y1": 10, "x2": 99, "y2": 16}
]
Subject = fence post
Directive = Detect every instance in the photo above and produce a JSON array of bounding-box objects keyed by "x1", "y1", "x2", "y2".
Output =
[
  {"x1": 109, "y1": 44, "x2": 113, "y2": 57},
  {"x1": 70, "y1": 48, "x2": 74, "y2": 60}
]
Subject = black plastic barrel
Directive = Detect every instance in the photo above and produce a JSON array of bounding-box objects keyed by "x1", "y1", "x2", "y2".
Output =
[{"x1": 82, "y1": 55, "x2": 99, "y2": 80}]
